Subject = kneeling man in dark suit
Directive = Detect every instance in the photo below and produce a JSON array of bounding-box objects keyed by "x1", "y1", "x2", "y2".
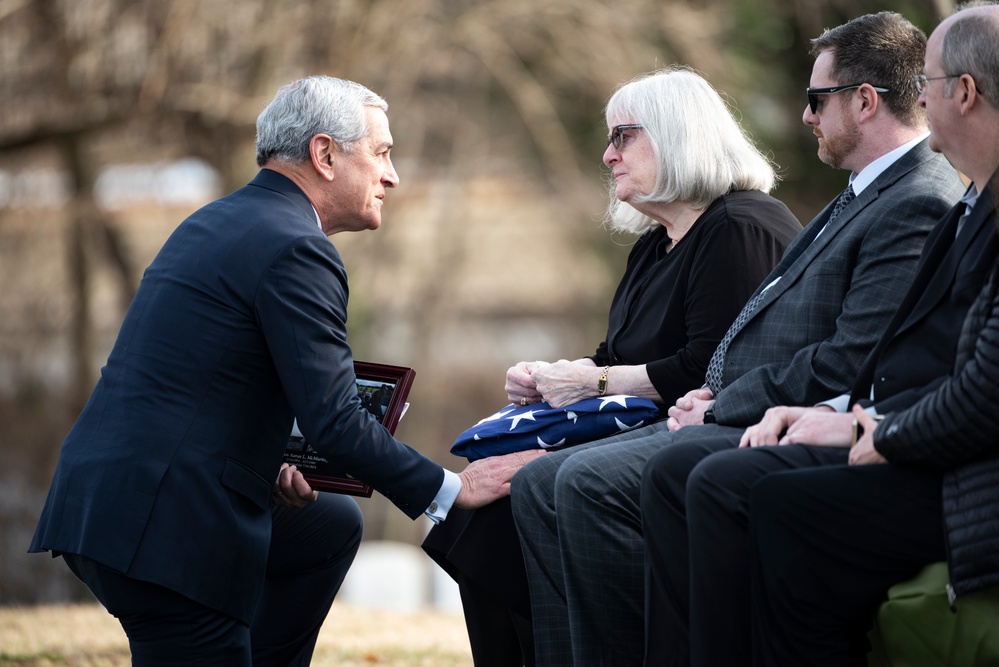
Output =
[{"x1": 29, "y1": 75, "x2": 541, "y2": 666}]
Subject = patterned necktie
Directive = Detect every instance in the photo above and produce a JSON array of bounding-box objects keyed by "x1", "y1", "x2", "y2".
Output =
[
  {"x1": 826, "y1": 184, "x2": 856, "y2": 224},
  {"x1": 703, "y1": 288, "x2": 766, "y2": 394},
  {"x1": 702, "y1": 184, "x2": 856, "y2": 394}
]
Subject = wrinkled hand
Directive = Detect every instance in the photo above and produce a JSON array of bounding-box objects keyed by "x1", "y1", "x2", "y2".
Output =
[
  {"x1": 273, "y1": 462, "x2": 319, "y2": 507},
  {"x1": 532, "y1": 360, "x2": 597, "y2": 408},
  {"x1": 849, "y1": 405, "x2": 887, "y2": 465},
  {"x1": 506, "y1": 361, "x2": 547, "y2": 405},
  {"x1": 740, "y1": 405, "x2": 841, "y2": 448},
  {"x1": 666, "y1": 387, "x2": 714, "y2": 431},
  {"x1": 455, "y1": 449, "x2": 547, "y2": 509}
]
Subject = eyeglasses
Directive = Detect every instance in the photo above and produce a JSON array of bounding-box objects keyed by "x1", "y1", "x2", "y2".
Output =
[
  {"x1": 912, "y1": 74, "x2": 961, "y2": 94},
  {"x1": 607, "y1": 124, "x2": 644, "y2": 150},
  {"x1": 806, "y1": 83, "x2": 890, "y2": 114}
]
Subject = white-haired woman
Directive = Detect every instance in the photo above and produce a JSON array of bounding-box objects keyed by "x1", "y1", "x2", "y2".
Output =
[{"x1": 423, "y1": 66, "x2": 802, "y2": 667}]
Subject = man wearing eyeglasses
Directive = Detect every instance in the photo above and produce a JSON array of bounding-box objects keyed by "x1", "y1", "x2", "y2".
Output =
[
  {"x1": 738, "y1": 4, "x2": 999, "y2": 665},
  {"x1": 642, "y1": 4, "x2": 999, "y2": 667},
  {"x1": 512, "y1": 11, "x2": 967, "y2": 667}
]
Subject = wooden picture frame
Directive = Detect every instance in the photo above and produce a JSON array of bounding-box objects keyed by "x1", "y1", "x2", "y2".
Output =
[{"x1": 283, "y1": 361, "x2": 416, "y2": 497}]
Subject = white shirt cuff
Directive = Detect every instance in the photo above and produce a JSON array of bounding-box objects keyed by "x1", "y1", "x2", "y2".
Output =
[
  {"x1": 817, "y1": 394, "x2": 878, "y2": 417},
  {"x1": 425, "y1": 469, "x2": 461, "y2": 524},
  {"x1": 817, "y1": 394, "x2": 851, "y2": 413}
]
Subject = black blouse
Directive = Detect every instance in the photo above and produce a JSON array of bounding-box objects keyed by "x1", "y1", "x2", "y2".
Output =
[{"x1": 590, "y1": 189, "x2": 801, "y2": 403}]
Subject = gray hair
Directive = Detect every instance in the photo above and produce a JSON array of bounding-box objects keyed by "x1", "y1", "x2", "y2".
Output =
[
  {"x1": 941, "y1": 3, "x2": 999, "y2": 106},
  {"x1": 255, "y1": 75, "x2": 388, "y2": 167},
  {"x1": 605, "y1": 67, "x2": 777, "y2": 235}
]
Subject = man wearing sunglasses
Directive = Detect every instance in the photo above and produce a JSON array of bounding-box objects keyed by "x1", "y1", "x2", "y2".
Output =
[
  {"x1": 737, "y1": 4, "x2": 999, "y2": 665},
  {"x1": 643, "y1": 4, "x2": 999, "y2": 667},
  {"x1": 512, "y1": 11, "x2": 966, "y2": 667}
]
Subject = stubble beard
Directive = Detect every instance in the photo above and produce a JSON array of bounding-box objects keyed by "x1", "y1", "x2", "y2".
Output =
[{"x1": 818, "y1": 117, "x2": 862, "y2": 170}]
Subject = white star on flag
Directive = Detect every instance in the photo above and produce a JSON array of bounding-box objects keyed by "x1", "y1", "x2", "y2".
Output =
[
  {"x1": 507, "y1": 409, "x2": 542, "y2": 431},
  {"x1": 537, "y1": 435, "x2": 566, "y2": 448},
  {"x1": 449, "y1": 395, "x2": 660, "y2": 461},
  {"x1": 598, "y1": 395, "x2": 632, "y2": 410},
  {"x1": 615, "y1": 416, "x2": 645, "y2": 431},
  {"x1": 476, "y1": 406, "x2": 517, "y2": 424}
]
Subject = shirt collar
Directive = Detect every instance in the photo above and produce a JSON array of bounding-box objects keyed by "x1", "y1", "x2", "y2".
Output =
[
  {"x1": 849, "y1": 133, "x2": 929, "y2": 196},
  {"x1": 961, "y1": 183, "x2": 980, "y2": 212}
]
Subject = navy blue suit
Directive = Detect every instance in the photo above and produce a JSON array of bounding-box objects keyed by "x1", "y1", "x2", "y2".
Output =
[{"x1": 30, "y1": 169, "x2": 444, "y2": 659}]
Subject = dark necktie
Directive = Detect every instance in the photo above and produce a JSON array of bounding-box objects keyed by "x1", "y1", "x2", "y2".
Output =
[
  {"x1": 826, "y1": 184, "x2": 856, "y2": 225},
  {"x1": 702, "y1": 184, "x2": 856, "y2": 395}
]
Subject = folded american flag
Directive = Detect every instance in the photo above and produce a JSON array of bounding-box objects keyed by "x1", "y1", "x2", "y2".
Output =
[{"x1": 450, "y1": 395, "x2": 660, "y2": 461}]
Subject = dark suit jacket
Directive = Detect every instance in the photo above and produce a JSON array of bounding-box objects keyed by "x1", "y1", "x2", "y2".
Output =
[
  {"x1": 30, "y1": 169, "x2": 444, "y2": 622},
  {"x1": 712, "y1": 140, "x2": 966, "y2": 425},
  {"x1": 874, "y1": 235, "x2": 999, "y2": 596},
  {"x1": 849, "y1": 184, "x2": 998, "y2": 413}
]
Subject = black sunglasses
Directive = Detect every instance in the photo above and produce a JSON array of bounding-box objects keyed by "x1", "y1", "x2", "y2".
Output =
[
  {"x1": 607, "y1": 124, "x2": 644, "y2": 150},
  {"x1": 806, "y1": 83, "x2": 890, "y2": 114}
]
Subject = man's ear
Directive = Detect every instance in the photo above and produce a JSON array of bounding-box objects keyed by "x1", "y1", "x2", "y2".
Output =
[
  {"x1": 856, "y1": 84, "x2": 880, "y2": 122},
  {"x1": 310, "y1": 134, "x2": 337, "y2": 182},
  {"x1": 956, "y1": 73, "x2": 979, "y2": 115}
]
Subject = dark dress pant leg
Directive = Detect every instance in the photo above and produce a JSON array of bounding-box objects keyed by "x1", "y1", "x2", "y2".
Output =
[
  {"x1": 681, "y1": 444, "x2": 848, "y2": 667},
  {"x1": 422, "y1": 499, "x2": 535, "y2": 667},
  {"x1": 455, "y1": 569, "x2": 536, "y2": 667},
  {"x1": 250, "y1": 492, "x2": 364, "y2": 667},
  {"x1": 640, "y1": 435, "x2": 741, "y2": 667},
  {"x1": 511, "y1": 421, "x2": 716, "y2": 667},
  {"x1": 552, "y1": 424, "x2": 734, "y2": 666},
  {"x1": 62, "y1": 552, "x2": 253, "y2": 666},
  {"x1": 750, "y1": 463, "x2": 944, "y2": 667},
  {"x1": 512, "y1": 444, "x2": 581, "y2": 667},
  {"x1": 66, "y1": 493, "x2": 363, "y2": 666}
]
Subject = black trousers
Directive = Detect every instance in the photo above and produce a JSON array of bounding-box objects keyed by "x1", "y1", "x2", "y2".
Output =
[
  {"x1": 641, "y1": 438, "x2": 848, "y2": 666},
  {"x1": 64, "y1": 492, "x2": 363, "y2": 666},
  {"x1": 422, "y1": 498, "x2": 535, "y2": 667},
  {"x1": 750, "y1": 462, "x2": 944, "y2": 667}
]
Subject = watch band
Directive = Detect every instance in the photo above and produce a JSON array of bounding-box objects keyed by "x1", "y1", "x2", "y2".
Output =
[
  {"x1": 703, "y1": 406, "x2": 716, "y2": 424},
  {"x1": 597, "y1": 366, "x2": 610, "y2": 396}
]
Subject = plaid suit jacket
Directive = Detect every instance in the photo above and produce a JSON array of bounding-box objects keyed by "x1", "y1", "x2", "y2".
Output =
[{"x1": 712, "y1": 139, "x2": 966, "y2": 426}]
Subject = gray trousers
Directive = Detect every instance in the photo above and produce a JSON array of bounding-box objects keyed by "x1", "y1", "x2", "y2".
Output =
[{"x1": 510, "y1": 421, "x2": 742, "y2": 667}]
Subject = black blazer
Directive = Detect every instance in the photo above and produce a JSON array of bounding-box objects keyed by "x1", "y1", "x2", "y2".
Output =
[
  {"x1": 849, "y1": 184, "x2": 999, "y2": 413},
  {"x1": 30, "y1": 170, "x2": 444, "y2": 622},
  {"x1": 874, "y1": 252, "x2": 999, "y2": 596}
]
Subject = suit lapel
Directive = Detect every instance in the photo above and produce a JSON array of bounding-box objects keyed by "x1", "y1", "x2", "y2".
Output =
[
  {"x1": 848, "y1": 204, "x2": 962, "y2": 400},
  {"x1": 892, "y1": 187, "x2": 993, "y2": 337},
  {"x1": 745, "y1": 187, "x2": 876, "y2": 314},
  {"x1": 848, "y1": 189, "x2": 991, "y2": 401},
  {"x1": 743, "y1": 140, "x2": 936, "y2": 317}
]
